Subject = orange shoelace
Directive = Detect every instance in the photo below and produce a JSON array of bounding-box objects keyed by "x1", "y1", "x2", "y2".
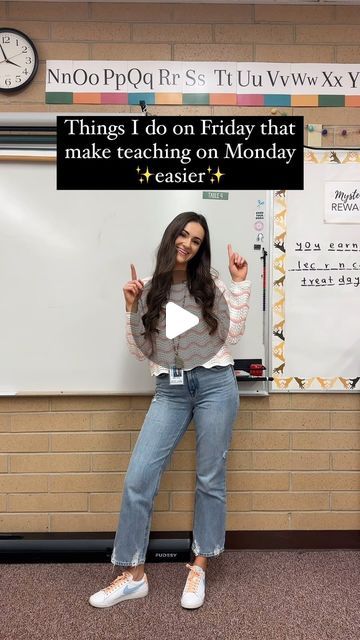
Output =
[
  {"x1": 184, "y1": 564, "x2": 203, "y2": 593},
  {"x1": 103, "y1": 570, "x2": 133, "y2": 594}
]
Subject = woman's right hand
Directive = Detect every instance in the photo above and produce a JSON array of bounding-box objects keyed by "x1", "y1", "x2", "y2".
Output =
[{"x1": 123, "y1": 264, "x2": 144, "y2": 312}]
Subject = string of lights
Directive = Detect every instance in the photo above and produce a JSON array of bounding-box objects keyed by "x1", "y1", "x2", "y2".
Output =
[{"x1": 268, "y1": 109, "x2": 360, "y2": 138}]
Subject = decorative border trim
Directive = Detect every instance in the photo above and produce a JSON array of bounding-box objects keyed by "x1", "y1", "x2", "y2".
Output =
[{"x1": 45, "y1": 92, "x2": 360, "y2": 107}]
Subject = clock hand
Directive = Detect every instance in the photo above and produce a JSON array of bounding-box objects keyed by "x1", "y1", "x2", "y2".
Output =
[
  {"x1": 6, "y1": 59, "x2": 21, "y2": 68},
  {"x1": 5, "y1": 51, "x2": 27, "y2": 62},
  {"x1": 0, "y1": 44, "x2": 9, "y2": 62}
]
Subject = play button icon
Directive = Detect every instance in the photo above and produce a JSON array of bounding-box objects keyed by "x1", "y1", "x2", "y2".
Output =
[
  {"x1": 165, "y1": 302, "x2": 199, "y2": 339},
  {"x1": 129, "y1": 277, "x2": 230, "y2": 369}
]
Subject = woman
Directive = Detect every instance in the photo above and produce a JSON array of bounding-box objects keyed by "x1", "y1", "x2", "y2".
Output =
[{"x1": 89, "y1": 212, "x2": 251, "y2": 610}]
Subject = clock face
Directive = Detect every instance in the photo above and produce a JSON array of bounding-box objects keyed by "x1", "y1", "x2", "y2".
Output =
[{"x1": 0, "y1": 28, "x2": 39, "y2": 92}]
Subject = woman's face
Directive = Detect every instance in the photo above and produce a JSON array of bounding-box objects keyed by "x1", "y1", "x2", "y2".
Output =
[{"x1": 174, "y1": 221, "x2": 205, "y2": 267}]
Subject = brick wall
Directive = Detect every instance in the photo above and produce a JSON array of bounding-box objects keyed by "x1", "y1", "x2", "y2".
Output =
[
  {"x1": 1, "y1": 392, "x2": 359, "y2": 533},
  {"x1": 0, "y1": 2, "x2": 359, "y2": 533}
]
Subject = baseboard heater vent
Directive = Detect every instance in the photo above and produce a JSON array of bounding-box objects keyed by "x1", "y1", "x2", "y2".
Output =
[{"x1": 0, "y1": 532, "x2": 192, "y2": 564}]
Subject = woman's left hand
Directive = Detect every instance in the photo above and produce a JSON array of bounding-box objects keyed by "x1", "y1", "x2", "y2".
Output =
[{"x1": 227, "y1": 244, "x2": 248, "y2": 282}]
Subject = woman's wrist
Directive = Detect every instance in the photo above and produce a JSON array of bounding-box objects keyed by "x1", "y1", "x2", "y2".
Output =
[{"x1": 126, "y1": 302, "x2": 138, "y2": 313}]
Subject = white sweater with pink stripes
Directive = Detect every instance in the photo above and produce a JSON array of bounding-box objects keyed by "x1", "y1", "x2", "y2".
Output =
[{"x1": 126, "y1": 277, "x2": 251, "y2": 376}]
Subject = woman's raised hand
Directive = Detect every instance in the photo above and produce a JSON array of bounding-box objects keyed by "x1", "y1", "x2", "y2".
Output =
[
  {"x1": 123, "y1": 264, "x2": 144, "y2": 312},
  {"x1": 227, "y1": 244, "x2": 248, "y2": 282}
]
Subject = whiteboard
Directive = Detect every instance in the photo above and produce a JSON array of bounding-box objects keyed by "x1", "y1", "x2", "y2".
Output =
[
  {"x1": 0, "y1": 159, "x2": 269, "y2": 394},
  {"x1": 271, "y1": 149, "x2": 360, "y2": 392}
]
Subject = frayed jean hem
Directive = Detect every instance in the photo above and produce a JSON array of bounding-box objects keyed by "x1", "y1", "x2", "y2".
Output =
[
  {"x1": 192, "y1": 546, "x2": 225, "y2": 558},
  {"x1": 111, "y1": 547, "x2": 146, "y2": 568},
  {"x1": 111, "y1": 559, "x2": 146, "y2": 568}
]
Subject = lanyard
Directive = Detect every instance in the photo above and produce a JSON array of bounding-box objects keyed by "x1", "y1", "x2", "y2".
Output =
[{"x1": 172, "y1": 286, "x2": 187, "y2": 369}]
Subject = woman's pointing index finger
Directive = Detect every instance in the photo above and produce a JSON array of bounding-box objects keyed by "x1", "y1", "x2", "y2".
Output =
[{"x1": 130, "y1": 263, "x2": 137, "y2": 281}]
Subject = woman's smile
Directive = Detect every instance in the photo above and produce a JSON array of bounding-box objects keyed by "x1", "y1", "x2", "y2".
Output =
[{"x1": 177, "y1": 247, "x2": 190, "y2": 257}]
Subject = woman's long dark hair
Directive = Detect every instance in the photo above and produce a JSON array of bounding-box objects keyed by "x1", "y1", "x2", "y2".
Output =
[{"x1": 142, "y1": 212, "x2": 218, "y2": 340}]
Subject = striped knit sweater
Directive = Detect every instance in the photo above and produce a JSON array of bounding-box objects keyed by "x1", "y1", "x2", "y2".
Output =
[{"x1": 126, "y1": 277, "x2": 251, "y2": 376}]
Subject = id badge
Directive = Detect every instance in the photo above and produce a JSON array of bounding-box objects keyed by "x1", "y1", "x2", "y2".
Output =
[{"x1": 169, "y1": 366, "x2": 184, "y2": 385}]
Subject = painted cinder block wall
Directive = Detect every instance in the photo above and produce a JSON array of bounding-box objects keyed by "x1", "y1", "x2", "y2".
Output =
[{"x1": 0, "y1": 2, "x2": 359, "y2": 534}]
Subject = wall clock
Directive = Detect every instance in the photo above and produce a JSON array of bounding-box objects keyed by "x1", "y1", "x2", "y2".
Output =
[{"x1": 0, "y1": 28, "x2": 39, "y2": 92}]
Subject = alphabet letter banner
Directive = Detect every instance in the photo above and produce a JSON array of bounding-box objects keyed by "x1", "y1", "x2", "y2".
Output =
[{"x1": 46, "y1": 61, "x2": 360, "y2": 106}]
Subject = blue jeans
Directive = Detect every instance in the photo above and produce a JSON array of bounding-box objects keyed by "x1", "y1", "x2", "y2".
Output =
[{"x1": 111, "y1": 364, "x2": 239, "y2": 567}]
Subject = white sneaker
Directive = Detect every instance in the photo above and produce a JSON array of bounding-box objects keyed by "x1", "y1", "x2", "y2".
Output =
[
  {"x1": 181, "y1": 564, "x2": 205, "y2": 609},
  {"x1": 89, "y1": 571, "x2": 148, "y2": 608}
]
